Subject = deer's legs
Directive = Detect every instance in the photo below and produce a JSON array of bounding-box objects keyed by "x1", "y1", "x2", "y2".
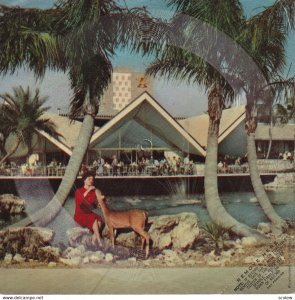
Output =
[
  {"x1": 134, "y1": 227, "x2": 150, "y2": 258},
  {"x1": 108, "y1": 225, "x2": 115, "y2": 248}
]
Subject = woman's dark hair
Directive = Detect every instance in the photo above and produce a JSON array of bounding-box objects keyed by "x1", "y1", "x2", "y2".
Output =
[{"x1": 81, "y1": 170, "x2": 96, "y2": 181}]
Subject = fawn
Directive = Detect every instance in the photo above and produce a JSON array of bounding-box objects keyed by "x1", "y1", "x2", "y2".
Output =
[{"x1": 95, "y1": 189, "x2": 150, "y2": 258}]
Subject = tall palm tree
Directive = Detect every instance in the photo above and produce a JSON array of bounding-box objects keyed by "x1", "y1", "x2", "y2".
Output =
[
  {"x1": 0, "y1": 86, "x2": 59, "y2": 165},
  {"x1": 0, "y1": 1, "x2": 167, "y2": 227},
  {"x1": 169, "y1": 0, "x2": 294, "y2": 231},
  {"x1": 237, "y1": 1, "x2": 295, "y2": 230},
  {"x1": 147, "y1": 0, "x2": 264, "y2": 239}
]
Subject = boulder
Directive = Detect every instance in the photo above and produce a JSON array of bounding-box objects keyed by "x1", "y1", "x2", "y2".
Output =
[
  {"x1": 162, "y1": 249, "x2": 183, "y2": 262},
  {"x1": 149, "y1": 213, "x2": 200, "y2": 251},
  {"x1": 13, "y1": 253, "x2": 25, "y2": 263},
  {"x1": 38, "y1": 246, "x2": 60, "y2": 262},
  {"x1": 244, "y1": 256, "x2": 264, "y2": 264},
  {"x1": 0, "y1": 194, "x2": 26, "y2": 214},
  {"x1": 63, "y1": 245, "x2": 86, "y2": 259},
  {"x1": 105, "y1": 253, "x2": 114, "y2": 262},
  {"x1": 241, "y1": 237, "x2": 258, "y2": 247},
  {"x1": 115, "y1": 232, "x2": 137, "y2": 248},
  {"x1": 89, "y1": 251, "x2": 105, "y2": 263},
  {"x1": 60, "y1": 257, "x2": 81, "y2": 266},
  {"x1": 257, "y1": 223, "x2": 272, "y2": 234},
  {"x1": 3, "y1": 253, "x2": 13, "y2": 264},
  {"x1": 66, "y1": 227, "x2": 91, "y2": 248},
  {"x1": 83, "y1": 257, "x2": 90, "y2": 264},
  {"x1": 0, "y1": 227, "x2": 55, "y2": 262},
  {"x1": 48, "y1": 262, "x2": 57, "y2": 267}
]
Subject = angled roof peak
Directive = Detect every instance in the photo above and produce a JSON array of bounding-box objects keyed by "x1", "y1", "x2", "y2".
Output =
[{"x1": 90, "y1": 92, "x2": 206, "y2": 157}]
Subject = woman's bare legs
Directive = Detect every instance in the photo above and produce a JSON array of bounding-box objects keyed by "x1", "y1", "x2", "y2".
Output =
[{"x1": 92, "y1": 219, "x2": 102, "y2": 247}]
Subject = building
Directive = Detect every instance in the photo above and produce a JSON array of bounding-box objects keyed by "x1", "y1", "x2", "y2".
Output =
[
  {"x1": 3, "y1": 92, "x2": 295, "y2": 170},
  {"x1": 99, "y1": 66, "x2": 153, "y2": 115}
]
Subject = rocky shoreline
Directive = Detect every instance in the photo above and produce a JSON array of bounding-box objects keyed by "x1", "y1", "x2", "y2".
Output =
[
  {"x1": 1, "y1": 212, "x2": 295, "y2": 269},
  {"x1": 0, "y1": 194, "x2": 26, "y2": 215},
  {"x1": 264, "y1": 172, "x2": 295, "y2": 189}
]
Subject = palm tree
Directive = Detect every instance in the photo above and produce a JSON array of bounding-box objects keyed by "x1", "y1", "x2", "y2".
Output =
[
  {"x1": 0, "y1": 86, "x2": 60, "y2": 166},
  {"x1": 146, "y1": 0, "x2": 264, "y2": 239},
  {"x1": 166, "y1": 0, "x2": 295, "y2": 231},
  {"x1": 0, "y1": 2, "x2": 166, "y2": 227},
  {"x1": 237, "y1": 1, "x2": 295, "y2": 230}
]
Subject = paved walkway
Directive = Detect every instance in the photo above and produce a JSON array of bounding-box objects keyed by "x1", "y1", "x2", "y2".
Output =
[{"x1": 0, "y1": 266, "x2": 294, "y2": 294}]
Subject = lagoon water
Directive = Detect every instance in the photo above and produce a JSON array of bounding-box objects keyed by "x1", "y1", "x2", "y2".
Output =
[{"x1": 1, "y1": 179, "x2": 294, "y2": 245}]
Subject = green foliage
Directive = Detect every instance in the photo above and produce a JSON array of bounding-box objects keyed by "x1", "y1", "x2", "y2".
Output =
[
  {"x1": 0, "y1": 2, "x2": 167, "y2": 117},
  {"x1": 201, "y1": 222, "x2": 230, "y2": 242},
  {"x1": 201, "y1": 222, "x2": 232, "y2": 255},
  {"x1": 0, "y1": 86, "x2": 60, "y2": 162}
]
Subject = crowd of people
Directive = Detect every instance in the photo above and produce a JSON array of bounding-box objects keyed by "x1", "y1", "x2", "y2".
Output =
[
  {"x1": 86, "y1": 154, "x2": 195, "y2": 176},
  {"x1": 278, "y1": 151, "x2": 294, "y2": 163}
]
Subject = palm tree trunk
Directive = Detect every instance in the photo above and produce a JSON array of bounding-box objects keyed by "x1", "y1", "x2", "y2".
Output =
[
  {"x1": 0, "y1": 137, "x2": 21, "y2": 165},
  {"x1": 265, "y1": 125, "x2": 272, "y2": 159},
  {"x1": 266, "y1": 108, "x2": 273, "y2": 159},
  {"x1": 247, "y1": 130, "x2": 287, "y2": 229},
  {"x1": 10, "y1": 113, "x2": 95, "y2": 227},
  {"x1": 205, "y1": 119, "x2": 264, "y2": 239},
  {"x1": 205, "y1": 84, "x2": 264, "y2": 240},
  {"x1": 245, "y1": 104, "x2": 287, "y2": 229}
]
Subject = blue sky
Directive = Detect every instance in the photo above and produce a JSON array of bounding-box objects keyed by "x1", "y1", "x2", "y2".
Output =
[{"x1": 0, "y1": 0, "x2": 294, "y2": 116}]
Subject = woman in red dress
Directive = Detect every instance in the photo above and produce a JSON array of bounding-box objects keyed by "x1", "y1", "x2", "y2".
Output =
[{"x1": 74, "y1": 171, "x2": 103, "y2": 247}]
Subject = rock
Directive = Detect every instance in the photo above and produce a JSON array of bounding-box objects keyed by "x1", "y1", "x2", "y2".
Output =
[
  {"x1": 236, "y1": 248, "x2": 245, "y2": 255},
  {"x1": 149, "y1": 213, "x2": 200, "y2": 251},
  {"x1": 60, "y1": 257, "x2": 81, "y2": 266},
  {"x1": 249, "y1": 197, "x2": 258, "y2": 203},
  {"x1": 128, "y1": 257, "x2": 137, "y2": 263},
  {"x1": 38, "y1": 246, "x2": 60, "y2": 262},
  {"x1": 223, "y1": 240, "x2": 238, "y2": 250},
  {"x1": 244, "y1": 256, "x2": 264, "y2": 264},
  {"x1": 63, "y1": 245, "x2": 86, "y2": 259},
  {"x1": 270, "y1": 225, "x2": 283, "y2": 237},
  {"x1": 0, "y1": 194, "x2": 26, "y2": 214},
  {"x1": 67, "y1": 227, "x2": 91, "y2": 248},
  {"x1": 185, "y1": 259, "x2": 196, "y2": 266},
  {"x1": 82, "y1": 256, "x2": 89, "y2": 264},
  {"x1": 48, "y1": 262, "x2": 57, "y2": 267},
  {"x1": 221, "y1": 250, "x2": 234, "y2": 258},
  {"x1": 0, "y1": 227, "x2": 55, "y2": 262},
  {"x1": 114, "y1": 232, "x2": 137, "y2": 248},
  {"x1": 241, "y1": 237, "x2": 258, "y2": 247},
  {"x1": 32, "y1": 228, "x2": 55, "y2": 243},
  {"x1": 13, "y1": 253, "x2": 25, "y2": 263},
  {"x1": 105, "y1": 253, "x2": 114, "y2": 262},
  {"x1": 257, "y1": 223, "x2": 272, "y2": 234},
  {"x1": 207, "y1": 260, "x2": 223, "y2": 267},
  {"x1": 89, "y1": 251, "x2": 105, "y2": 263},
  {"x1": 4, "y1": 253, "x2": 13, "y2": 264},
  {"x1": 162, "y1": 249, "x2": 183, "y2": 264}
]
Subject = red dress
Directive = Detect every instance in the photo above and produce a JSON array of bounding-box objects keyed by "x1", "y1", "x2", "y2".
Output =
[{"x1": 74, "y1": 187, "x2": 103, "y2": 230}]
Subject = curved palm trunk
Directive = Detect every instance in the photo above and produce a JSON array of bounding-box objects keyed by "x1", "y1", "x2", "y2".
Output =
[
  {"x1": 10, "y1": 113, "x2": 95, "y2": 227},
  {"x1": 205, "y1": 85, "x2": 264, "y2": 240},
  {"x1": 245, "y1": 104, "x2": 287, "y2": 229},
  {"x1": 247, "y1": 131, "x2": 287, "y2": 229},
  {"x1": 205, "y1": 119, "x2": 264, "y2": 239},
  {"x1": 0, "y1": 137, "x2": 21, "y2": 165}
]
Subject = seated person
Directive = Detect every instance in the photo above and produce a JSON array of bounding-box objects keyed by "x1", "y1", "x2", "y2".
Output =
[{"x1": 74, "y1": 171, "x2": 103, "y2": 248}]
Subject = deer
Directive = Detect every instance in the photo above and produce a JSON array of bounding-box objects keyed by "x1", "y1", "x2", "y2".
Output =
[{"x1": 95, "y1": 189, "x2": 150, "y2": 258}]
